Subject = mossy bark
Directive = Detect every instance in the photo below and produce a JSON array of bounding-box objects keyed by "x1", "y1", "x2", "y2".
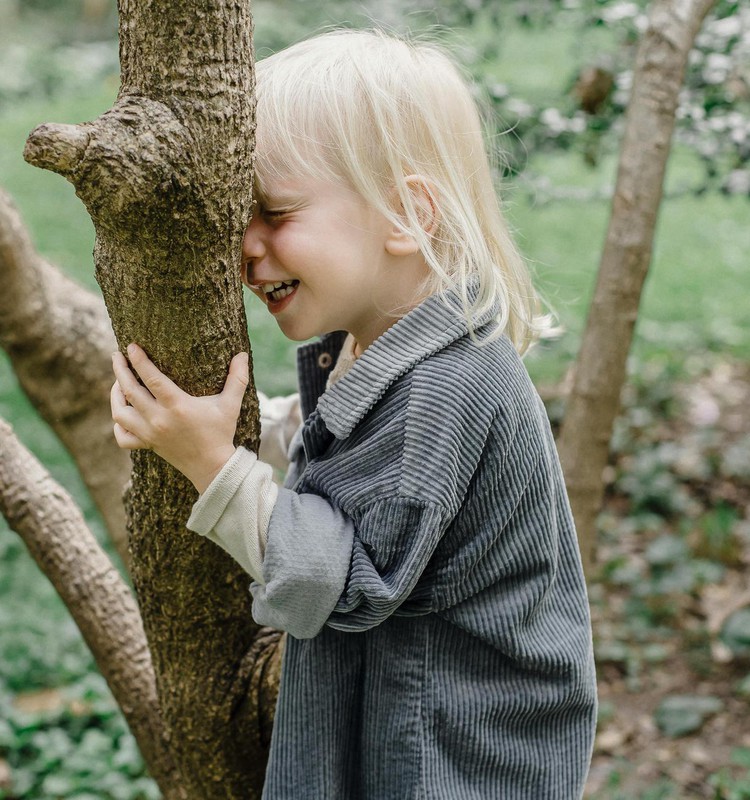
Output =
[{"x1": 23, "y1": 0, "x2": 282, "y2": 796}]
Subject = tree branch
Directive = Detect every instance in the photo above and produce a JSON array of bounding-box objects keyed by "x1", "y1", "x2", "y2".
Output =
[
  {"x1": 23, "y1": 123, "x2": 90, "y2": 177},
  {"x1": 557, "y1": 0, "x2": 718, "y2": 576},
  {"x1": 0, "y1": 187, "x2": 130, "y2": 565},
  {"x1": 0, "y1": 416, "x2": 185, "y2": 799}
]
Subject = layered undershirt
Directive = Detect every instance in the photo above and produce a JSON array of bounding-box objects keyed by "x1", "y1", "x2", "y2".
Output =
[{"x1": 186, "y1": 334, "x2": 359, "y2": 584}]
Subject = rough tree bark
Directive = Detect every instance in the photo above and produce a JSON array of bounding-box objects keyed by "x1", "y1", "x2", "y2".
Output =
[
  {"x1": 17, "y1": 0, "x2": 283, "y2": 796},
  {"x1": 557, "y1": 0, "x2": 718, "y2": 576},
  {"x1": 0, "y1": 188, "x2": 131, "y2": 566}
]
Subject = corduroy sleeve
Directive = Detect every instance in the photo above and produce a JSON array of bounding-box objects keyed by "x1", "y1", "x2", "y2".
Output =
[
  {"x1": 327, "y1": 496, "x2": 451, "y2": 632},
  {"x1": 249, "y1": 488, "x2": 356, "y2": 639},
  {"x1": 250, "y1": 491, "x2": 451, "y2": 638}
]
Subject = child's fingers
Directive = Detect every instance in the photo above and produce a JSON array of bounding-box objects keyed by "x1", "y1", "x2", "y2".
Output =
[
  {"x1": 112, "y1": 351, "x2": 155, "y2": 411},
  {"x1": 113, "y1": 421, "x2": 149, "y2": 450},
  {"x1": 111, "y1": 382, "x2": 149, "y2": 439},
  {"x1": 220, "y1": 352, "x2": 249, "y2": 410},
  {"x1": 126, "y1": 344, "x2": 181, "y2": 403},
  {"x1": 110, "y1": 379, "x2": 131, "y2": 413},
  {"x1": 110, "y1": 380, "x2": 137, "y2": 426}
]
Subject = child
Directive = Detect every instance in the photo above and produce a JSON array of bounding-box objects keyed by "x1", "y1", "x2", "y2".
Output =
[{"x1": 111, "y1": 30, "x2": 597, "y2": 799}]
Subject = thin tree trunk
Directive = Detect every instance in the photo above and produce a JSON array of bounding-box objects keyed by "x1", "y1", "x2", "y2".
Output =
[
  {"x1": 0, "y1": 188, "x2": 130, "y2": 565},
  {"x1": 0, "y1": 417, "x2": 183, "y2": 798},
  {"x1": 22, "y1": 0, "x2": 281, "y2": 795},
  {"x1": 557, "y1": 0, "x2": 718, "y2": 576}
]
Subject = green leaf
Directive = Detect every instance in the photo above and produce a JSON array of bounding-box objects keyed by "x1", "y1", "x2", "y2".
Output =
[
  {"x1": 736, "y1": 673, "x2": 750, "y2": 699},
  {"x1": 721, "y1": 608, "x2": 750, "y2": 656},
  {"x1": 654, "y1": 694, "x2": 723, "y2": 737},
  {"x1": 645, "y1": 535, "x2": 689, "y2": 567},
  {"x1": 0, "y1": 718, "x2": 13, "y2": 748},
  {"x1": 731, "y1": 747, "x2": 750, "y2": 769},
  {"x1": 41, "y1": 773, "x2": 76, "y2": 795}
]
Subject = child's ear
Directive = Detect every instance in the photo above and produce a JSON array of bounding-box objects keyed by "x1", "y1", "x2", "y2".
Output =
[{"x1": 385, "y1": 175, "x2": 438, "y2": 257}]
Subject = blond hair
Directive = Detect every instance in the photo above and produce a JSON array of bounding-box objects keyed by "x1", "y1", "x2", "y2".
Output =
[{"x1": 254, "y1": 29, "x2": 549, "y2": 353}]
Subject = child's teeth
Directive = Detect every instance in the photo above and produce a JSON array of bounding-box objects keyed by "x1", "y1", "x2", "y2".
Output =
[
  {"x1": 267, "y1": 281, "x2": 297, "y2": 302},
  {"x1": 261, "y1": 280, "x2": 295, "y2": 294}
]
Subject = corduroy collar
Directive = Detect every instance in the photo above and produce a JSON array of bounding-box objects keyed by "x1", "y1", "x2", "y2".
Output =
[{"x1": 297, "y1": 287, "x2": 499, "y2": 440}]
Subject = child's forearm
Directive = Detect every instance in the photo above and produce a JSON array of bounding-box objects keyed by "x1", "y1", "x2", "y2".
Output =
[
  {"x1": 187, "y1": 447, "x2": 277, "y2": 584},
  {"x1": 188, "y1": 444, "x2": 357, "y2": 638}
]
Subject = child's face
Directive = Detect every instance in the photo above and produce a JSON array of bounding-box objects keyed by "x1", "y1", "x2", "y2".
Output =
[{"x1": 242, "y1": 176, "x2": 428, "y2": 352}]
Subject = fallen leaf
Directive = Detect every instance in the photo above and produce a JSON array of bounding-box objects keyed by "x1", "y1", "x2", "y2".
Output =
[
  {"x1": 654, "y1": 695, "x2": 724, "y2": 738},
  {"x1": 12, "y1": 687, "x2": 65, "y2": 715}
]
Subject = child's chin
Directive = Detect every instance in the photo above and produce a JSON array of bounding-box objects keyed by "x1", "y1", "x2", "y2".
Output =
[{"x1": 276, "y1": 321, "x2": 315, "y2": 342}]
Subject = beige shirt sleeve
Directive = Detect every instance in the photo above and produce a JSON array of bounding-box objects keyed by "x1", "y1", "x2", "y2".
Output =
[
  {"x1": 186, "y1": 447, "x2": 277, "y2": 584},
  {"x1": 257, "y1": 391, "x2": 303, "y2": 473}
]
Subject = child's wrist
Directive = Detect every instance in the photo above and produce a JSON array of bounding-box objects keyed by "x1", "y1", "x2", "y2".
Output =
[{"x1": 188, "y1": 445, "x2": 238, "y2": 494}]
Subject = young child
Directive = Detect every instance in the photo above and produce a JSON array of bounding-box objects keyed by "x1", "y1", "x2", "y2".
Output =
[{"x1": 111, "y1": 30, "x2": 597, "y2": 799}]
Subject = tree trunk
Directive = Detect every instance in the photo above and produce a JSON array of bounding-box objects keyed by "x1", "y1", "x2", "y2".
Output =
[
  {"x1": 21, "y1": 0, "x2": 281, "y2": 795},
  {"x1": 557, "y1": 0, "x2": 718, "y2": 577},
  {"x1": 0, "y1": 188, "x2": 131, "y2": 566}
]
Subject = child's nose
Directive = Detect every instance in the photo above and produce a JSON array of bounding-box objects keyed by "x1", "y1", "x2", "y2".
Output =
[
  {"x1": 241, "y1": 217, "x2": 267, "y2": 285},
  {"x1": 242, "y1": 216, "x2": 266, "y2": 262}
]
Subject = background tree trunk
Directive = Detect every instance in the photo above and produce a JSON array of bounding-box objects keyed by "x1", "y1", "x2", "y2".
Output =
[
  {"x1": 0, "y1": 188, "x2": 131, "y2": 566},
  {"x1": 557, "y1": 0, "x2": 718, "y2": 577},
  {"x1": 20, "y1": 0, "x2": 282, "y2": 795}
]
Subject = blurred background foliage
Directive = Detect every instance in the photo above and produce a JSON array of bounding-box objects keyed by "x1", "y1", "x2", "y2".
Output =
[{"x1": 0, "y1": 1, "x2": 749, "y2": 797}]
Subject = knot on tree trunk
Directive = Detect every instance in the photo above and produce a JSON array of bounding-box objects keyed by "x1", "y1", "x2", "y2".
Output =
[
  {"x1": 24, "y1": 96, "x2": 200, "y2": 235},
  {"x1": 23, "y1": 123, "x2": 90, "y2": 178}
]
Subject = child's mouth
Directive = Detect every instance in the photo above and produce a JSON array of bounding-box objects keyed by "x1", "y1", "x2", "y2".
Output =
[{"x1": 261, "y1": 280, "x2": 299, "y2": 304}]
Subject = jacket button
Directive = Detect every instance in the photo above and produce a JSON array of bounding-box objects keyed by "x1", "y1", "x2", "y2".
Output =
[{"x1": 318, "y1": 352, "x2": 333, "y2": 369}]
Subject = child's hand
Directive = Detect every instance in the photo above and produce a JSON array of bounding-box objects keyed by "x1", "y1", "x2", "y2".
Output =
[{"x1": 111, "y1": 344, "x2": 249, "y2": 493}]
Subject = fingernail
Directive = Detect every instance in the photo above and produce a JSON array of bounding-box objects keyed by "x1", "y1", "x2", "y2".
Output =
[{"x1": 127, "y1": 343, "x2": 136, "y2": 355}]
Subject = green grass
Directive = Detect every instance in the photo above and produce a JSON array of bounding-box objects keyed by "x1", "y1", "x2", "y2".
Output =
[
  {"x1": 466, "y1": 9, "x2": 621, "y2": 105},
  {"x1": 507, "y1": 146, "x2": 750, "y2": 384}
]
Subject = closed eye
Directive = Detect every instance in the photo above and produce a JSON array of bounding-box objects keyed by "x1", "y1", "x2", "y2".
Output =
[
  {"x1": 261, "y1": 198, "x2": 306, "y2": 221},
  {"x1": 248, "y1": 199, "x2": 292, "y2": 222}
]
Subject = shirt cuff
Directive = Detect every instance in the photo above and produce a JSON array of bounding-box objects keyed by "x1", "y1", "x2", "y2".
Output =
[
  {"x1": 187, "y1": 446, "x2": 278, "y2": 584},
  {"x1": 187, "y1": 446, "x2": 255, "y2": 534}
]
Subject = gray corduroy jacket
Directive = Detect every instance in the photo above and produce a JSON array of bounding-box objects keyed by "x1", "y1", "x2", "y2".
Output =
[{"x1": 250, "y1": 292, "x2": 597, "y2": 799}]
